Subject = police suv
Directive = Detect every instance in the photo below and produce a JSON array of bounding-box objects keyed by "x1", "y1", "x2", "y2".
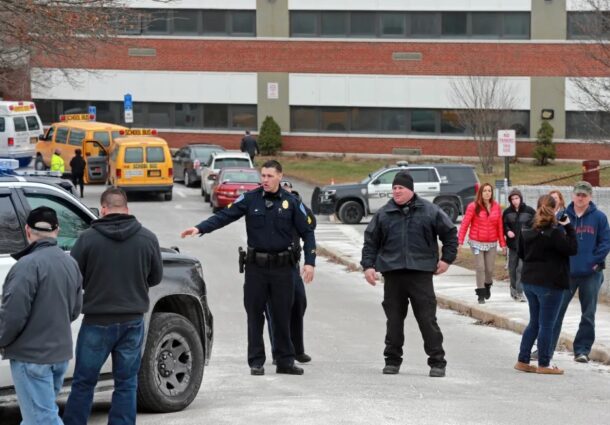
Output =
[
  {"x1": 0, "y1": 160, "x2": 213, "y2": 413},
  {"x1": 312, "y1": 162, "x2": 479, "y2": 224}
]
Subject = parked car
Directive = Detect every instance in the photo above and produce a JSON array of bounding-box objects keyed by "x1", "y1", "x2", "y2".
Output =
[
  {"x1": 173, "y1": 143, "x2": 225, "y2": 187},
  {"x1": 200, "y1": 151, "x2": 253, "y2": 202},
  {"x1": 0, "y1": 171, "x2": 213, "y2": 413},
  {"x1": 210, "y1": 167, "x2": 261, "y2": 212},
  {"x1": 312, "y1": 162, "x2": 479, "y2": 224}
]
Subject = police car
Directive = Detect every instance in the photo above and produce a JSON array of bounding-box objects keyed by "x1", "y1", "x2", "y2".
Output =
[
  {"x1": 312, "y1": 162, "x2": 479, "y2": 224},
  {"x1": 0, "y1": 159, "x2": 213, "y2": 413}
]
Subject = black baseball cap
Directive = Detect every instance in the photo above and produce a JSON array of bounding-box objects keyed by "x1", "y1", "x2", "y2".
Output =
[{"x1": 26, "y1": 206, "x2": 59, "y2": 232}]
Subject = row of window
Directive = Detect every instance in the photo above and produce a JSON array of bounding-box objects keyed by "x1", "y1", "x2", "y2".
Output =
[
  {"x1": 567, "y1": 12, "x2": 610, "y2": 39},
  {"x1": 566, "y1": 112, "x2": 610, "y2": 139},
  {"x1": 34, "y1": 100, "x2": 258, "y2": 131},
  {"x1": 0, "y1": 115, "x2": 41, "y2": 132},
  {"x1": 118, "y1": 9, "x2": 256, "y2": 36},
  {"x1": 290, "y1": 107, "x2": 530, "y2": 136},
  {"x1": 290, "y1": 11, "x2": 530, "y2": 39}
]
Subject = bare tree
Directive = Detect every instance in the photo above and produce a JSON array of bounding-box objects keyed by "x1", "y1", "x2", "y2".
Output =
[{"x1": 450, "y1": 76, "x2": 519, "y2": 174}]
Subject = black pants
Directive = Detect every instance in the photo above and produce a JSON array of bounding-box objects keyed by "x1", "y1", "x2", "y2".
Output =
[
  {"x1": 244, "y1": 263, "x2": 295, "y2": 368},
  {"x1": 71, "y1": 173, "x2": 84, "y2": 197},
  {"x1": 265, "y1": 266, "x2": 308, "y2": 356},
  {"x1": 382, "y1": 269, "x2": 446, "y2": 368}
]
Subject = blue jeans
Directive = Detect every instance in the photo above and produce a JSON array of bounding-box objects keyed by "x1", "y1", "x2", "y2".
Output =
[
  {"x1": 552, "y1": 271, "x2": 604, "y2": 356},
  {"x1": 518, "y1": 283, "x2": 564, "y2": 367},
  {"x1": 10, "y1": 360, "x2": 69, "y2": 425},
  {"x1": 63, "y1": 319, "x2": 144, "y2": 425}
]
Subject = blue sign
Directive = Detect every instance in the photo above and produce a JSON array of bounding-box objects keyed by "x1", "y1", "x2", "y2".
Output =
[
  {"x1": 88, "y1": 105, "x2": 96, "y2": 119},
  {"x1": 124, "y1": 94, "x2": 133, "y2": 111}
]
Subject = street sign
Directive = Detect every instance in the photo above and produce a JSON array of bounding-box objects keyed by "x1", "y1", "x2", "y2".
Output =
[
  {"x1": 267, "y1": 82, "x2": 279, "y2": 99},
  {"x1": 124, "y1": 94, "x2": 133, "y2": 124},
  {"x1": 88, "y1": 105, "x2": 96, "y2": 121},
  {"x1": 497, "y1": 129, "x2": 516, "y2": 157},
  {"x1": 124, "y1": 110, "x2": 134, "y2": 124}
]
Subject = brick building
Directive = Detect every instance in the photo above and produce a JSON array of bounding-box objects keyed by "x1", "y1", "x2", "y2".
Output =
[{"x1": 27, "y1": 0, "x2": 610, "y2": 159}]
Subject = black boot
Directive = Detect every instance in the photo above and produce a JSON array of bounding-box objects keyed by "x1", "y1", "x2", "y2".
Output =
[
  {"x1": 475, "y1": 288, "x2": 486, "y2": 304},
  {"x1": 484, "y1": 282, "x2": 492, "y2": 300}
]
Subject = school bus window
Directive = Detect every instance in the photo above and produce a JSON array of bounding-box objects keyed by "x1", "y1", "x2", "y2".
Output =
[
  {"x1": 68, "y1": 129, "x2": 85, "y2": 146},
  {"x1": 26, "y1": 116, "x2": 40, "y2": 131},
  {"x1": 146, "y1": 147, "x2": 165, "y2": 163},
  {"x1": 125, "y1": 147, "x2": 143, "y2": 163},
  {"x1": 55, "y1": 127, "x2": 69, "y2": 144},
  {"x1": 13, "y1": 117, "x2": 26, "y2": 132},
  {"x1": 0, "y1": 117, "x2": 4, "y2": 132},
  {"x1": 93, "y1": 131, "x2": 111, "y2": 147}
]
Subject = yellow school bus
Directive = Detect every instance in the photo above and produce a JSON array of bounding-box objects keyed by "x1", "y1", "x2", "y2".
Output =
[
  {"x1": 35, "y1": 114, "x2": 127, "y2": 183},
  {"x1": 108, "y1": 129, "x2": 174, "y2": 201}
]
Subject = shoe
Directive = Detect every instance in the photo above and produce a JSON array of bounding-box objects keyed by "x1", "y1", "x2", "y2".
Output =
[
  {"x1": 295, "y1": 353, "x2": 312, "y2": 363},
  {"x1": 484, "y1": 282, "x2": 492, "y2": 300},
  {"x1": 382, "y1": 365, "x2": 400, "y2": 375},
  {"x1": 537, "y1": 365, "x2": 564, "y2": 375},
  {"x1": 250, "y1": 366, "x2": 265, "y2": 376},
  {"x1": 531, "y1": 350, "x2": 538, "y2": 361},
  {"x1": 514, "y1": 361, "x2": 537, "y2": 373},
  {"x1": 574, "y1": 354, "x2": 589, "y2": 363},
  {"x1": 519, "y1": 295, "x2": 527, "y2": 303},
  {"x1": 429, "y1": 367, "x2": 446, "y2": 377},
  {"x1": 276, "y1": 365, "x2": 304, "y2": 375},
  {"x1": 475, "y1": 288, "x2": 486, "y2": 304}
]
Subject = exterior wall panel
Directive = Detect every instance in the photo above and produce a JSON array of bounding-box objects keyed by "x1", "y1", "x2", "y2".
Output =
[{"x1": 288, "y1": 0, "x2": 531, "y2": 11}]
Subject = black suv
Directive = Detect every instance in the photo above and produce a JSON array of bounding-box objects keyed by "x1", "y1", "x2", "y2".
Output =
[
  {"x1": 0, "y1": 175, "x2": 213, "y2": 413},
  {"x1": 312, "y1": 162, "x2": 479, "y2": 224}
]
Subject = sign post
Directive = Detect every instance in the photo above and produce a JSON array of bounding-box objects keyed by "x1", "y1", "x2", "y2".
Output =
[{"x1": 123, "y1": 94, "x2": 133, "y2": 126}]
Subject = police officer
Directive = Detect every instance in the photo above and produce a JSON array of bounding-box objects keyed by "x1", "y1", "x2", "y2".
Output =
[{"x1": 181, "y1": 160, "x2": 315, "y2": 376}]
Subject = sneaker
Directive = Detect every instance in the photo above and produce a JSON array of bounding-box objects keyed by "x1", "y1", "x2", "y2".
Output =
[
  {"x1": 382, "y1": 365, "x2": 400, "y2": 375},
  {"x1": 514, "y1": 361, "x2": 537, "y2": 373},
  {"x1": 250, "y1": 366, "x2": 265, "y2": 376},
  {"x1": 276, "y1": 365, "x2": 304, "y2": 375},
  {"x1": 537, "y1": 365, "x2": 564, "y2": 375},
  {"x1": 574, "y1": 354, "x2": 589, "y2": 363},
  {"x1": 295, "y1": 353, "x2": 312, "y2": 363},
  {"x1": 429, "y1": 367, "x2": 446, "y2": 377},
  {"x1": 530, "y1": 350, "x2": 538, "y2": 361}
]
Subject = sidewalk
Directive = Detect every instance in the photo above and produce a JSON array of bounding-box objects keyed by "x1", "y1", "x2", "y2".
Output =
[{"x1": 315, "y1": 221, "x2": 610, "y2": 365}]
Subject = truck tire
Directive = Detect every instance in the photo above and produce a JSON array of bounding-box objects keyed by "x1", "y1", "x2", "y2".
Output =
[
  {"x1": 183, "y1": 171, "x2": 191, "y2": 187},
  {"x1": 137, "y1": 313, "x2": 204, "y2": 413},
  {"x1": 436, "y1": 199, "x2": 460, "y2": 223},
  {"x1": 338, "y1": 201, "x2": 364, "y2": 224},
  {"x1": 164, "y1": 191, "x2": 173, "y2": 201},
  {"x1": 34, "y1": 155, "x2": 46, "y2": 171}
]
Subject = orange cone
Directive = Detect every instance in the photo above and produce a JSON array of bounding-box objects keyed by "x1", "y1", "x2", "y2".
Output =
[{"x1": 331, "y1": 178, "x2": 335, "y2": 185}]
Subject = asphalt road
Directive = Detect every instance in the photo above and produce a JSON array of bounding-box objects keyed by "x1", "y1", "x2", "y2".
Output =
[{"x1": 2, "y1": 181, "x2": 610, "y2": 425}]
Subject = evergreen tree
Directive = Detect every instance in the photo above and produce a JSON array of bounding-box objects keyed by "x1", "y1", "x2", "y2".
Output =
[
  {"x1": 258, "y1": 116, "x2": 282, "y2": 155},
  {"x1": 533, "y1": 121, "x2": 556, "y2": 166}
]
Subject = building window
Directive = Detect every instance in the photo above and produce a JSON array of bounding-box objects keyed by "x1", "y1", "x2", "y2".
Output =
[
  {"x1": 472, "y1": 13, "x2": 499, "y2": 38},
  {"x1": 380, "y1": 109, "x2": 407, "y2": 133},
  {"x1": 231, "y1": 11, "x2": 256, "y2": 35},
  {"x1": 351, "y1": 108, "x2": 379, "y2": 132},
  {"x1": 411, "y1": 110, "x2": 438, "y2": 133},
  {"x1": 143, "y1": 10, "x2": 170, "y2": 34},
  {"x1": 442, "y1": 12, "x2": 468, "y2": 37},
  {"x1": 173, "y1": 10, "x2": 200, "y2": 34},
  {"x1": 203, "y1": 10, "x2": 227, "y2": 34},
  {"x1": 291, "y1": 11, "x2": 318, "y2": 36},
  {"x1": 321, "y1": 12, "x2": 348, "y2": 37},
  {"x1": 230, "y1": 105, "x2": 257, "y2": 130},
  {"x1": 410, "y1": 13, "x2": 440, "y2": 37},
  {"x1": 441, "y1": 110, "x2": 466, "y2": 134},
  {"x1": 566, "y1": 111, "x2": 610, "y2": 138},
  {"x1": 291, "y1": 107, "x2": 319, "y2": 131},
  {"x1": 503, "y1": 13, "x2": 530, "y2": 38},
  {"x1": 568, "y1": 12, "x2": 610, "y2": 39},
  {"x1": 380, "y1": 13, "x2": 405, "y2": 37},
  {"x1": 320, "y1": 108, "x2": 349, "y2": 131},
  {"x1": 175, "y1": 104, "x2": 201, "y2": 128},
  {"x1": 203, "y1": 104, "x2": 229, "y2": 128},
  {"x1": 350, "y1": 12, "x2": 376, "y2": 37}
]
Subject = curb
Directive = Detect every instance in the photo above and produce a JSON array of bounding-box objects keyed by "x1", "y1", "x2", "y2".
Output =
[{"x1": 318, "y1": 242, "x2": 610, "y2": 366}]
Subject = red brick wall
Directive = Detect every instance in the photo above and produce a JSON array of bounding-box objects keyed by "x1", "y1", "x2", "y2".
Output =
[
  {"x1": 34, "y1": 39, "x2": 607, "y2": 77},
  {"x1": 158, "y1": 131, "x2": 610, "y2": 160}
]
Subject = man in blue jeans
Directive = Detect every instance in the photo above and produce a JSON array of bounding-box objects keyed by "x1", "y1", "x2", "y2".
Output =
[
  {"x1": 552, "y1": 181, "x2": 610, "y2": 363},
  {"x1": 0, "y1": 207, "x2": 82, "y2": 424},
  {"x1": 63, "y1": 188, "x2": 163, "y2": 425}
]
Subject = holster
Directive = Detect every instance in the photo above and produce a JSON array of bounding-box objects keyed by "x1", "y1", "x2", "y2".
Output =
[
  {"x1": 238, "y1": 247, "x2": 246, "y2": 273},
  {"x1": 246, "y1": 247, "x2": 295, "y2": 268}
]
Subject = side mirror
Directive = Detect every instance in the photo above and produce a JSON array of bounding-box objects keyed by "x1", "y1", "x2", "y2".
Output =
[
  {"x1": 208, "y1": 174, "x2": 217, "y2": 181},
  {"x1": 372, "y1": 179, "x2": 381, "y2": 185},
  {"x1": 38, "y1": 134, "x2": 48, "y2": 141}
]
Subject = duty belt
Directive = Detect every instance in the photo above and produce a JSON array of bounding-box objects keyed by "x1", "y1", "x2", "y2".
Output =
[{"x1": 246, "y1": 247, "x2": 295, "y2": 268}]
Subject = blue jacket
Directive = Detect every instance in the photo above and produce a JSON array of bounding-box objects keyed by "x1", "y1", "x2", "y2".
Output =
[{"x1": 566, "y1": 201, "x2": 610, "y2": 277}]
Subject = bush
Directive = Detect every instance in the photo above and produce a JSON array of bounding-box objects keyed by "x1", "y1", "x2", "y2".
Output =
[
  {"x1": 258, "y1": 116, "x2": 282, "y2": 155},
  {"x1": 533, "y1": 121, "x2": 556, "y2": 166}
]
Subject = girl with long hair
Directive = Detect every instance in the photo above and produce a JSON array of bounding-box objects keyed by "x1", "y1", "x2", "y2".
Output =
[
  {"x1": 549, "y1": 189, "x2": 566, "y2": 220},
  {"x1": 514, "y1": 194, "x2": 576, "y2": 374},
  {"x1": 458, "y1": 183, "x2": 507, "y2": 304}
]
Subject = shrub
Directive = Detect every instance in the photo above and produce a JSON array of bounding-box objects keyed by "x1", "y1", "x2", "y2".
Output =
[
  {"x1": 533, "y1": 121, "x2": 556, "y2": 166},
  {"x1": 258, "y1": 116, "x2": 282, "y2": 155}
]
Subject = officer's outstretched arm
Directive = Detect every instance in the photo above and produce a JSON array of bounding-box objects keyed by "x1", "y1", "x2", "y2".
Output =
[{"x1": 182, "y1": 194, "x2": 249, "y2": 238}]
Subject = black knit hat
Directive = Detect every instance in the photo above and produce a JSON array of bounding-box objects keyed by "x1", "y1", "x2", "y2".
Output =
[
  {"x1": 26, "y1": 206, "x2": 59, "y2": 232},
  {"x1": 392, "y1": 172, "x2": 414, "y2": 191}
]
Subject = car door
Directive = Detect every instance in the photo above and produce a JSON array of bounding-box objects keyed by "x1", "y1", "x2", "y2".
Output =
[
  {"x1": 11, "y1": 116, "x2": 30, "y2": 154},
  {"x1": 173, "y1": 147, "x2": 185, "y2": 178},
  {"x1": 0, "y1": 188, "x2": 28, "y2": 388},
  {"x1": 367, "y1": 169, "x2": 401, "y2": 213},
  {"x1": 408, "y1": 168, "x2": 441, "y2": 202}
]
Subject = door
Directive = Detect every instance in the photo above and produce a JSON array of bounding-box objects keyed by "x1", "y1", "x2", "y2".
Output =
[
  {"x1": 367, "y1": 169, "x2": 401, "y2": 213},
  {"x1": 11, "y1": 116, "x2": 30, "y2": 152},
  {"x1": 173, "y1": 147, "x2": 187, "y2": 178}
]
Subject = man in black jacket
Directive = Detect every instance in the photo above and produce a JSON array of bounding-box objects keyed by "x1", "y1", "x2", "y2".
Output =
[
  {"x1": 361, "y1": 172, "x2": 457, "y2": 377},
  {"x1": 503, "y1": 189, "x2": 535, "y2": 301},
  {"x1": 69, "y1": 148, "x2": 86, "y2": 198},
  {"x1": 240, "y1": 130, "x2": 259, "y2": 162},
  {"x1": 63, "y1": 188, "x2": 163, "y2": 425}
]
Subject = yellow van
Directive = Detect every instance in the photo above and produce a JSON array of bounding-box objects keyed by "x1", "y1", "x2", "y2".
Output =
[
  {"x1": 35, "y1": 114, "x2": 127, "y2": 183},
  {"x1": 108, "y1": 130, "x2": 174, "y2": 201}
]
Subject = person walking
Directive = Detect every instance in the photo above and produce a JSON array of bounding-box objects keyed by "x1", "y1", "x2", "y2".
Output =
[
  {"x1": 361, "y1": 171, "x2": 457, "y2": 377},
  {"x1": 69, "y1": 148, "x2": 86, "y2": 198},
  {"x1": 551, "y1": 181, "x2": 610, "y2": 363},
  {"x1": 240, "y1": 130, "x2": 260, "y2": 163},
  {"x1": 181, "y1": 160, "x2": 315, "y2": 376},
  {"x1": 0, "y1": 207, "x2": 82, "y2": 425},
  {"x1": 514, "y1": 195, "x2": 577, "y2": 375},
  {"x1": 50, "y1": 148, "x2": 65, "y2": 173},
  {"x1": 63, "y1": 188, "x2": 163, "y2": 425},
  {"x1": 458, "y1": 183, "x2": 507, "y2": 304},
  {"x1": 503, "y1": 188, "x2": 535, "y2": 301}
]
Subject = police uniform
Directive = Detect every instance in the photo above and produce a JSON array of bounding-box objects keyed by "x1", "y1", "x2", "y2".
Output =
[{"x1": 195, "y1": 186, "x2": 316, "y2": 369}]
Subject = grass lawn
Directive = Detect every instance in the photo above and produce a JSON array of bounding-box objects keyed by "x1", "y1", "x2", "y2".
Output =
[{"x1": 256, "y1": 155, "x2": 610, "y2": 187}]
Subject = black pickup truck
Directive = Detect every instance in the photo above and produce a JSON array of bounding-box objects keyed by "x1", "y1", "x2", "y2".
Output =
[{"x1": 0, "y1": 175, "x2": 213, "y2": 413}]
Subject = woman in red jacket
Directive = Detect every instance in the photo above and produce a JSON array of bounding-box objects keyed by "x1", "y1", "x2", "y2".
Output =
[{"x1": 458, "y1": 183, "x2": 507, "y2": 304}]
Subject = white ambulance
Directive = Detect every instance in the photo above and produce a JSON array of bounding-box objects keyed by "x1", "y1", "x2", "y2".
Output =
[{"x1": 0, "y1": 101, "x2": 44, "y2": 167}]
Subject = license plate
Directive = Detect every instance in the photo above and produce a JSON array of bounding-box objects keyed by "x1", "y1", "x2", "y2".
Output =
[
  {"x1": 30, "y1": 137, "x2": 37, "y2": 144},
  {"x1": 148, "y1": 170, "x2": 161, "y2": 177},
  {"x1": 92, "y1": 167, "x2": 101, "y2": 173},
  {"x1": 125, "y1": 169, "x2": 143, "y2": 178}
]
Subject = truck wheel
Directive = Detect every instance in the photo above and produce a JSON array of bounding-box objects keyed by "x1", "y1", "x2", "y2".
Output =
[
  {"x1": 436, "y1": 200, "x2": 459, "y2": 223},
  {"x1": 34, "y1": 156, "x2": 46, "y2": 171},
  {"x1": 137, "y1": 313, "x2": 204, "y2": 413},
  {"x1": 338, "y1": 201, "x2": 364, "y2": 224},
  {"x1": 164, "y1": 191, "x2": 173, "y2": 201}
]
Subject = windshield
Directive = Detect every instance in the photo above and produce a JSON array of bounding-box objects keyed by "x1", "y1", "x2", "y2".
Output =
[
  {"x1": 192, "y1": 147, "x2": 223, "y2": 163},
  {"x1": 221, "y1": 170, "x2": 260, "y2": 183},
  {"x1": 360, "y1": 166, "x2": 387, "y2": 184}
]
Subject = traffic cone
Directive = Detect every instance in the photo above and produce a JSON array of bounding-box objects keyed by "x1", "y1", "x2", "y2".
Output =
[{"x1": 331, "y1": 177, "x2": 335, "y2": 185}]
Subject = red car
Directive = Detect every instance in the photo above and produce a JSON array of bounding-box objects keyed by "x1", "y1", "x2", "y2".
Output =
[{"x1": 210, "y1": 167, "x2": 261, "y2": 212}]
